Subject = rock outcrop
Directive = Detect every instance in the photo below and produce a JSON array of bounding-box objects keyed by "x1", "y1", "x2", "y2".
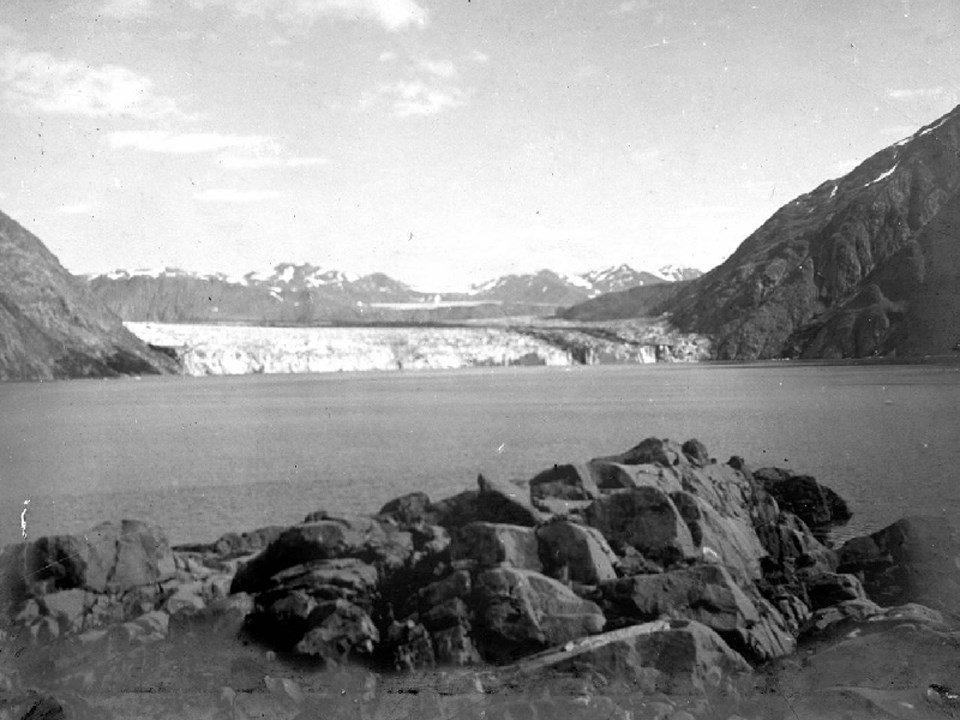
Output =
[
  {"x1": 3, "y1": 437, "x2": 957, "y2": 720},
  {"x1": 836, "y1": 515, "x2": 960, "y2": 620}
]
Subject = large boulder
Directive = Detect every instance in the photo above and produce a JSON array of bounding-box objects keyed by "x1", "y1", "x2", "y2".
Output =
[
  {"x1": 244, "y1": 557, "x2": 381, "y2": 661},
  {"x1": 378, "y1": 492, "x2": 432, "y2": 527},
  {"x1": 536, "y1": 520, "x2": 618, "y2": 585},
  {"x1": 803, "y1": 572, "x2": 868, "y2": 610},
  {"x1": 837, "y1": 516, "x2": 960, "y2": 618},
  {"x1": 602, "y1": 564, "x2": 759, "y2": 631},
  {"x1": 427, "y1": 475, "x2": 544, "y2": 528},
  {"x1": 512, "y1": 619, "x2": 752, "y2": 696},
  {"x1": 602, "y1": 564, "x2": 795, "y2": 662},
  {"x1": 388, "y1": 568, "x2": 484, "y2": 668},
  {"x1": 584, "y1": 487, "x2": 697, "y2": 565},
  {"x1": 754, "y1": 467, "x2": 851, "y2": 531},
  {"x1": 450, "y1": 522, "x2": 542, "y2": 571},
  {"x1": 669, "y1": 491, "x2": 764, "y2": 580},
  {"x1": 173, "y1": 526, "x2": 287, "y2": 558},
  {"x1": 0, "y1": 520, "x2": 176, "y2": 613},
  {"x1": 755, "y1": 512, "x2": 837, "y2": 583},
  {"x1": 527, "y1": 463, "x2": 600, "y2": 502},
  {"x1": 473, "y1": 566, "x2": 605, "y2": 662},
  {"x1": 597, "y1": 437, "x2": 684, "y2": 467},
  {"x1": 231, "y1": 516, "x2": 412, "y2": 594},
  {"x1": 587, "y1": 460, "x2": 680, "y2": 492}
]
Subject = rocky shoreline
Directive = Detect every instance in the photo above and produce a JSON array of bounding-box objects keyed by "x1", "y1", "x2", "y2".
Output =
[{"x1": 2, "y1": 437, "x2": 959, "y2": 719}]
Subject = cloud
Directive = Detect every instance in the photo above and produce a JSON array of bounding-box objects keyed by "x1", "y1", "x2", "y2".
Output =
[
  {"x1": 887, "y1": 87, "x2": 944, "y2": 99},
  {"x1": 466, "y1": 50, "x2": 489, "y2": 64},
  {"x1": 108, "y1": 131, "x2": 274, "y2": 154},
  {"x1": 0, "y1": 49, "x2": 188, "y2": 120},
  {"x1": 418, "y1": 59, "x2": 457, "y2": 78},
  {"x1": 108, "y1": 130, "x2": 325, "y2": 169},
  {"x1": 194, "y1": 188, "x2": 282, "y2": 202},
  {"x1": 379, "y1": 51, "x2": 397, "y2": 62},
  {"x1": 218, "y1": 154, "x2": 328, "y2": 169},
  {"x1": 189, "y1": 0, "x2": 427, "y2": 31},
  {"x1": 379, "y1": 80, "x2": 467, "y2": 117},
  {"x1": 56, "y1": 202, "x2": 97, "y2": 214}
]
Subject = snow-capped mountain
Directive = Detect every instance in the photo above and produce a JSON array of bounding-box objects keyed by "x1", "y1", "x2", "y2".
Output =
[
  {"x1": 581, "y1": 264, "x2": 665, "y2": 294},
  {"x1": 654, "y1": 265, "x2": 704, "y2": 283},
  {"x1": 86, "y1": 261, "x2": 701, "y2": 324},
  {"x1": 469, "y1": 265, "x2": 703, "y2": 304}
]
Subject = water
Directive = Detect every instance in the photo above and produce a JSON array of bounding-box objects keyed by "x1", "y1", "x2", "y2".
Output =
[{"x1": 1, "y1": 362, "x2": 958, "y2": 547}]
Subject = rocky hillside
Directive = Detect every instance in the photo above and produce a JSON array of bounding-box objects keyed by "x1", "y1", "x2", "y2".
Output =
[
  {"x1": 0, "y1": 211, "x2": 177, "y2": 380},
  {"x1": 569, "y1": 105, "x2": 960, "y2": 360},
  {"x1": 87, "y1": 263, "x2": 702, "y2": 324},
  {"x1": 559, "y1": 280, "x2": 693, "y2": 321}
]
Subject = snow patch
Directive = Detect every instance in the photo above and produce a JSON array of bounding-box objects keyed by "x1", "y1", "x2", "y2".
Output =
[
  {"x1": 559, "y1": 272, "x2": 593, "y2": 290},
  {"x1": 916, "y1": 115, "x2": 950, "y2": 138},
  {"x1": 865, "y1": 163, "x2": 898, "y2": 187}
]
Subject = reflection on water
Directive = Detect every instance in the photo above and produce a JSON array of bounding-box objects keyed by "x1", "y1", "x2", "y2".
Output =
[{"x1": 2, "y1": 362, "x2": 959, "y2": 545}]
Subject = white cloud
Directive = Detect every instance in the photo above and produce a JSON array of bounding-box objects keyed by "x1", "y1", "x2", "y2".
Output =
[
  {"x1": 218, "y1": 154, "x2": 328, "y2": 169},
  {"x1": 418, "y1": 59, "x2": 457, "y2": 78},
  {"x1": 887, "y1": 87, "x2": 944, "y2": 99},
  {"x1": 107, "y1": 130, "x2": 325, "y2": 169},
  {"x1": 190, "y1": 0, "x2": 427, "y2": 31},
  {"x1": 286, "y1": 156, "x2": 328, "y2": 167},
  {"x1": 0, "y1": 49, "x2": 188, "y2": 120},
  {"x1": 466, "y1": 50, "x2": 489, "y2": 64},
  {"x1": 379, "y1": 51, "x2": 397, "y2": 62},
  {"x1": 56, "y1": 202, "x2": 97, "y2": 214},
  {"x1": 108, "y1": 131, "x2": 274, "y2": 154},
  {"x1": 194, "y1": 188, "x2": 282, "y2": 202},
  {"x1": 380, "y1": 80, "x2": 467, "y2": 117}
]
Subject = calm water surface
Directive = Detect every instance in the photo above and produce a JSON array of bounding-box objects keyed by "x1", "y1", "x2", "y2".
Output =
[{"x1": 1, "y1": 363, "x2": 958, "y2": 546}]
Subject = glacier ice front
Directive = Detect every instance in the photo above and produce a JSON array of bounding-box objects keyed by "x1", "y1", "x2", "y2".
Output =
[{"x1": 125, "y1": 322, "x2": 580, "y2": 376}]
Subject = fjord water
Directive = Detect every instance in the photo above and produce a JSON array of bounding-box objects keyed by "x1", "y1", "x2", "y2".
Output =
[{"x1": 1, "y1": 362, "x2": 958, "y2": 547}]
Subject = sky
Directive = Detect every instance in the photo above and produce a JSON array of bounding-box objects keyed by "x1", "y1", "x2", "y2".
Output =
[{"x1": 1, "y1": 0, "x2": 959, "y2": 291}]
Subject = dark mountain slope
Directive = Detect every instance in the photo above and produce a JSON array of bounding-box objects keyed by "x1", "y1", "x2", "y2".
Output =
[
  {"x1": 0, "y1": 211, "x2": 178, "y2": 380},
  {"x1": 652, "y1": 106, "x2": 960, "y2": 359},
  {"x1": 558, "y1": 280, "x2": 692, "y2": 321}
]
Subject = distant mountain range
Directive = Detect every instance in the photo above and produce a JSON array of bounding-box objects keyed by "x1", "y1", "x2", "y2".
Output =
[
  {"x1": 0, "y1": 211, "x2": 176, "y2": 380},
  {"x1": 85, "y1": 263, "x2": 703, "y2": 324},
  {"x1": 10, "y1": 103, "x2": 958, "y2": 375},
  {"x1": 565, "y1": 104, "x2": 960, "y2": 360}
]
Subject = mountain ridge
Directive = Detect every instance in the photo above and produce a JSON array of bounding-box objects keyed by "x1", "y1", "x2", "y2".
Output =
[
  {"x1": 85, "y1": 263, "x2": 702, "y2": 324},
  {"x1": 0, "y1": 211, "x2": 179, "y2": 380},
  {"x1": 565, "y1": 105, "x2": 960, "y2": 359}
]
